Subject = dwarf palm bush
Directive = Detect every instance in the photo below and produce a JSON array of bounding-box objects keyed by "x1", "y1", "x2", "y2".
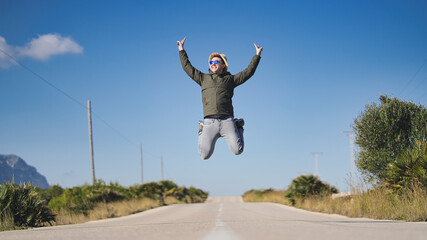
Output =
[
  {"x1": 0, "y1": 182, "x2": 55, "y2": 229},
  {"x1": 286, "y1": 175, "x2": 338, "y2": 205},
  {"x1": 386, "y1": 140, "x2": 427, "y2": 190}
]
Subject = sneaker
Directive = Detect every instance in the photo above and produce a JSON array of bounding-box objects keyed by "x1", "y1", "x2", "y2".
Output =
[
  {"x1": 235, "y1": 118, "x2": 245, "y2": 129},
  {"x1": 198, "y1": 121, "x2": 204, "y2": 133}
]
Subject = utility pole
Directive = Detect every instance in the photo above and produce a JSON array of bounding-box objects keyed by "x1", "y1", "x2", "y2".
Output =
[
  {"x1": 139, "y1": 143, "x2": 143, "y2": 184},
  {"x1": 87, "y1": 100, "x2": 96, "y2": 185},
  {"x1": 311, "y1": 152, "x2": 323, "y2": 177},
  {"x1": 160, "y1": 156, "x2": 164, "y2": 181},
  {"x1": 342, "y1": 131, "x2": 355, "y2": 189}
]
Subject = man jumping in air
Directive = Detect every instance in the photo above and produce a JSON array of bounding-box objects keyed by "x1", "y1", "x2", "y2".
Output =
[{"x1": 177, "y1": 37, "x2": 263, "y2": 159}]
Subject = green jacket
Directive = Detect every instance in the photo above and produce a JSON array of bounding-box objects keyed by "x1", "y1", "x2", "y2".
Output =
[{"x1": 179, "y1": 50, "x2": 261, "y2": 118}]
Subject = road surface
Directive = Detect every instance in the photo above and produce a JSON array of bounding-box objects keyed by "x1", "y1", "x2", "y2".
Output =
[{"x1": 1, "y1": 196, "x2": 426, "y2": 240}]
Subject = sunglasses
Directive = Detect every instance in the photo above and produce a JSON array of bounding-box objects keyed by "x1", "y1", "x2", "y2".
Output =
[{"x1": 209, "y1": 60, "x2": 221, "y2": 65}]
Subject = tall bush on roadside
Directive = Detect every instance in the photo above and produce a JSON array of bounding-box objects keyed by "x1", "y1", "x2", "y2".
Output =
[
  {"x1": 286, "y1": 175, "x2": 338, "y2": 205},
  {"x1": 353, "y1": 95, "x2": 427, "y2": 183},
  {"x1": 0, "y1": 182, "x2": 55, "y2": 228},
  {"x1": 187, "y1": 186, "x2": 209, "y2": 203}
]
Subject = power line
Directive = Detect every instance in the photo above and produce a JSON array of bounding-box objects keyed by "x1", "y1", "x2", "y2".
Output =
[
  {"x1": 0, "y1": 48, "x2": 87, "y2": 110},
  {"x1": 407, "y1": 74, "x2": 427, "y2": 101},
  {"x1": 90, "y1": 111, "x2": 138, "y2": 146},
  {"x1": 421, "y1": 84, "x2": 427, "y2": 100},
  {"x1": 0, "y1": 47, "x2": 138, "y2": 147},
  {"x1": 1, "y1": 48, "x2": 167, "y2": 185},
  {"x1": 407, "y1": 74, "x2": 427, "y2": 96},
  {"x1": 399, "y1": 57, "x2": 427, "y2": 96}
]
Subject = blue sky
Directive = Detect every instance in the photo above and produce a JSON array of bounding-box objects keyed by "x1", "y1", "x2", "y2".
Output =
[{"x1": 1, "y1": 0, "x2": 426, "y2": 196}]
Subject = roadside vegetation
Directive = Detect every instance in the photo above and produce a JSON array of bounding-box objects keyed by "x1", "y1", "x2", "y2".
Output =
[
  {"x1": 244, "y1": 96, "x2": 427, "y2": 222},
  {"x1": 0, "y1": 182, "x2": 55, "y2": 231},
  {"x1": 243, "y1": 188, "x2": 289, "y2": 205},
  {"x1": 243, "y1": 178, "x2": 426, "y2": 222},
  {"x1": 1, "y1": 180, "x2": 208, "y2": 231}
]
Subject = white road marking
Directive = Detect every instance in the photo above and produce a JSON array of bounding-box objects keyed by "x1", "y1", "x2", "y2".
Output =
[{"x1": 204, "y1": 202, "x2": 241, "y2": 240}]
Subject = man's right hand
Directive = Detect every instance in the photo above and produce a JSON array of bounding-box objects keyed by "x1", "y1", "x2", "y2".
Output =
[
  {"x1": 177, "y1": 37, "x2": 186, "y2": 51},
  {"x1": 254, "y1": 43, "x2": 263, "y2": 56}
]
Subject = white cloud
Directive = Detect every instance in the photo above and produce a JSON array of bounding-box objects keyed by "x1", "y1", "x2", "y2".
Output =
[
  {"x1": 0, "y1": 34, "x2": 83, "y2": 68},
  {"x1": 0, "y1": 36, "x2": 17, "y2": 68},
  {"x1": 18, "y1": 34, "x2": 83, "y2": 60}
]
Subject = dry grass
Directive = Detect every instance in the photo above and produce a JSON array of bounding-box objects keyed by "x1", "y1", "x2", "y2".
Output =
[
  {"x1": 299, "y1": 184, "x2": 427, "y2": 221},
  {"x1": 243, "y1": 184, "x2": 427, "y2": 222},
  {"x1": 242, "y1": 190, "x2": 290, "y2": 205},
  {"x1": 53, "y1": 197, "x2": 182, "y2": 225}
]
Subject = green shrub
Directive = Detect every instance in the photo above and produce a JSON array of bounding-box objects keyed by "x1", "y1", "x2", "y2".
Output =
[
  {"x1": 1, "y1": 179, "x2": 208, "y2": 230},
  {"x1": 136, "y1": 182, "x2": 162, "y2": 199},
  {"x1": 243, "y1": 188, "x2": 274, "y2": 198},
  {"x1": 48, "y1": 180, "x2": 126, "y2": 215},
  {"x1": 386, "y1": 140, "x2": 427, "y2": 190},
  {"x1": 48, "y1": 187, "x2": 94, "y2": 215},
  {"x1": 36, "y1": 185, "x2": 64, "y2": 203},
  {"x1": 286, "y1": 175, "x2": 338, "y2": 205},
  {"x1": 47, "y1": 180, "x2": 208, "y2": 214},
  {"x1": 187, "y1": 186, "x2": 209, "y2": 203},
  {"x1": 0, "y1": 182, "x2": 55, "y2": 229}
]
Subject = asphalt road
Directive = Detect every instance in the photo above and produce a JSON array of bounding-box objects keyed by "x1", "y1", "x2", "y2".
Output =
[{"x1": 1, "y1": 196, "x2": 426, "y2": 240}]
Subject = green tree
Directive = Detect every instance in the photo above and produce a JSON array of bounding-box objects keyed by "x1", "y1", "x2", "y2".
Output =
[
  {"x1": 286, "y1": 175, "x2": 338, "y2": 205},
  {"x1": 353, "y1": 95, "x2": 427, "y2": 182}
]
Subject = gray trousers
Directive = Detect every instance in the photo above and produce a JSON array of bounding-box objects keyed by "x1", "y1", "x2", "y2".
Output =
[{"x1": 198, "y1": 117, "x2": 244, "y2": 160}]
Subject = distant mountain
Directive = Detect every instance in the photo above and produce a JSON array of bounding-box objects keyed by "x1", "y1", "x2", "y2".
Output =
[{"x1": 0, "y1": 154, "x2": 49, "y2": 189}]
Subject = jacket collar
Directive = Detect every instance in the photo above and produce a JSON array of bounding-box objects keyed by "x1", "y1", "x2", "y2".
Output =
[{"x1": 208, "y1": 69, "x2": 231, "y2": 76}]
